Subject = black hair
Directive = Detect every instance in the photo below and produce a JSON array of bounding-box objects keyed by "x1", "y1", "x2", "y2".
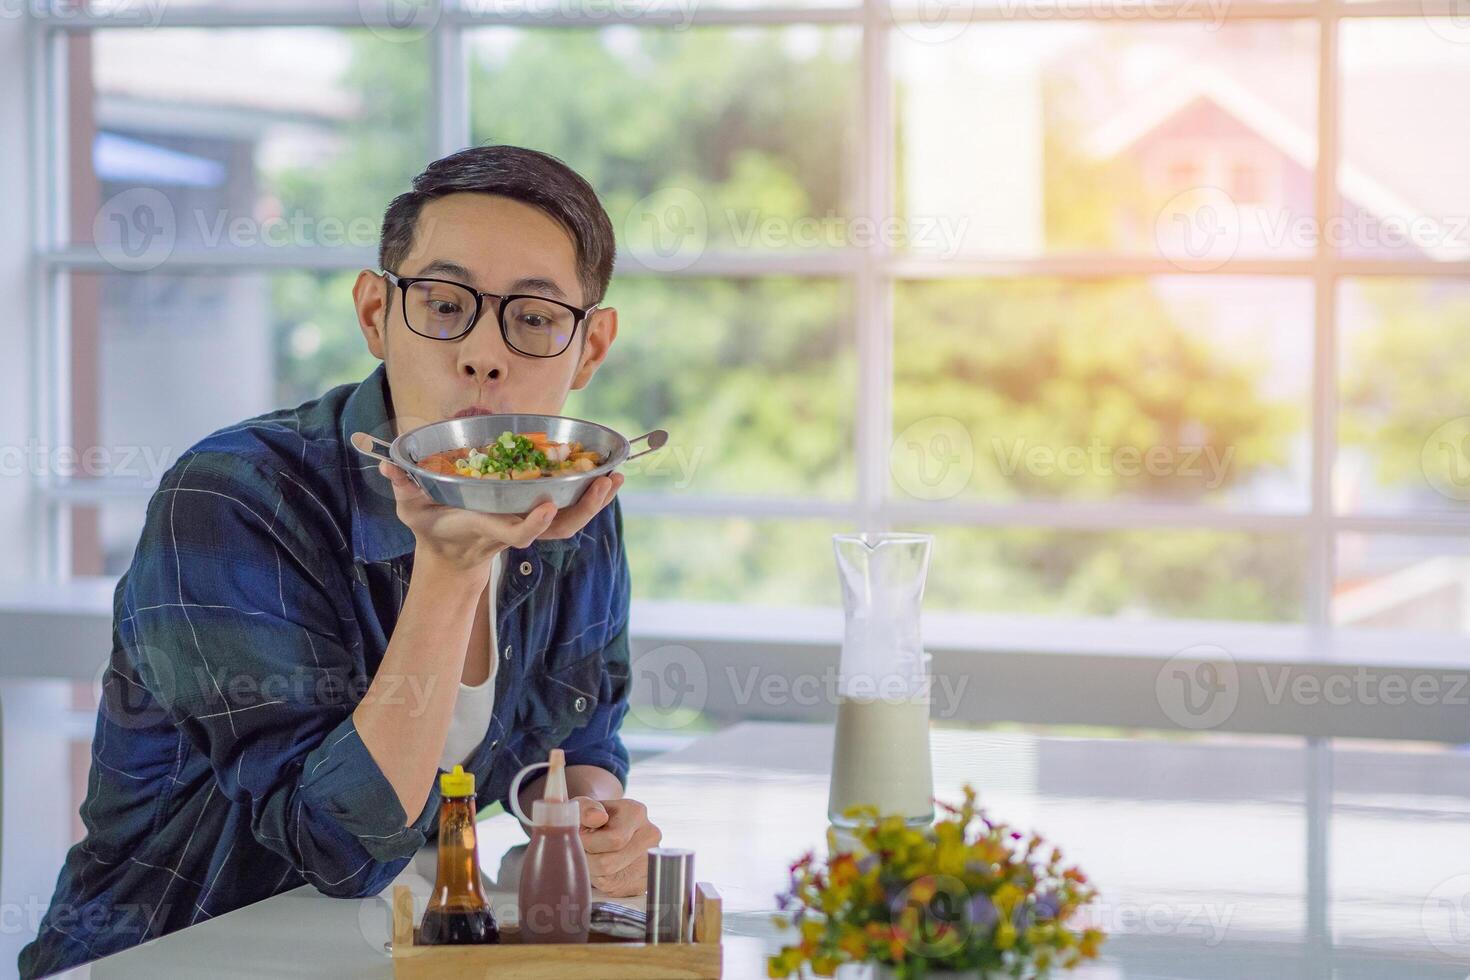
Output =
[{"x1": 379, "y1": 145, "x2": 616, "y2": 306}]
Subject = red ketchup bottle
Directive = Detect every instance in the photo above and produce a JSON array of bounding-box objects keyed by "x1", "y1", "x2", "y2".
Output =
[{"x1": 508, "y1": 749, "x2": 591, "y2": 944}]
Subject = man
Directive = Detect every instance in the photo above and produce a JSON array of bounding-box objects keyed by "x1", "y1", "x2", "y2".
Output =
[{"x1": 20, "y1": 145, "x2": 661, "y2": 977}]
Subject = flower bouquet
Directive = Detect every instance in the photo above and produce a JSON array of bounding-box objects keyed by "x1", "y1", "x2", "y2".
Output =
[{"x1": 768, "y1": 785, "x2": 1105, "y2": 980}]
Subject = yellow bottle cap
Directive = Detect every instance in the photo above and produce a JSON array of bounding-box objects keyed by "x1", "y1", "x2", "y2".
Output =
[{"x1": 439, "y1": 764, "x2": 475, "y2": 798}]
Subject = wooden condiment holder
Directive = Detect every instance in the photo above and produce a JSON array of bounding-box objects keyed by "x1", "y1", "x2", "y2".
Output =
[{"x1": 389, "y1": 883, "x2": 724, "y2": 978}]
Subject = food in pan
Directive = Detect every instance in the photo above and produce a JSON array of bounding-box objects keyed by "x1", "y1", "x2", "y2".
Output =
[{"x1": 417, "y1": 431, "x2": 604, "y2": 481}]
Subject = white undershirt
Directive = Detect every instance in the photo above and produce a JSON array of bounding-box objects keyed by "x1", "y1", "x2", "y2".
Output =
[{"x1": 437, "y1": 552, "x2": 503, "y2": 771}]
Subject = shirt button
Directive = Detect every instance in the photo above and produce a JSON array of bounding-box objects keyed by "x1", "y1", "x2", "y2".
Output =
[
  {"x1": 502, "y1": 644, "x2": 512, "y2": 661},
  {"x1": 574, "y1": 696, "x2": 587, "y2": 713},
  {"x1": 519, "y1": 560, "x2": 533, "y2": 576}
]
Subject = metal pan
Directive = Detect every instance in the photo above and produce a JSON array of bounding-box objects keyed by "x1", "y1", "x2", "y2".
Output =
[{"x1": 351, "y1": 414, "x2": 666, "y2": 515}]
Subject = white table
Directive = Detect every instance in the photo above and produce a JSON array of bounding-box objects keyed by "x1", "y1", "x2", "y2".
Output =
[{"x1": 57, "y1": 721, "x2": 1470, "y2": 979}]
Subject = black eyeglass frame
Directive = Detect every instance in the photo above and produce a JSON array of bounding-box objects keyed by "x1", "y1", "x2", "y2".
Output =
[{"x1": 381, "y1": 269, "x2": 599, "y2": 358}]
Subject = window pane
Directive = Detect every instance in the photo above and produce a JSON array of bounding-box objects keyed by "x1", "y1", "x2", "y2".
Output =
[
  {"x1": 1337, "y1": 278, "x2": 1470, "y2": 514},
  {"x1": 565, "y1": 278, "x2": 855, "y2": 497},
  {"x1": 75, "y1": 29, "x2": 428, "y2": 257},
  {"x1": 625, "y1": 517, "x2": 846, "y2": 605},
  {"x1": 68, "y1": 271, "x2": 373, "y2": 488},
  {"x1": 910, "y1": 527, "x2": 1305, "y2": 623},
  {"x1": 891, "y1": 277, "x2": 1311, "y2": 508},
  {"x1": 893, "y1": 22, "x2": 1318, "y2": 260},
  {"x1": 1338, "y1": 20, "x2": 1470, "y2": 262},
  {"x1": 69, "y1": 501, "x2": 149, "y2": 578},
  {"x1": 468, "y1": 27, "x2": 859, "y2": 261},
  {"x1": 1335, "y1": 535, "x2": 1470, "y2": 636}
]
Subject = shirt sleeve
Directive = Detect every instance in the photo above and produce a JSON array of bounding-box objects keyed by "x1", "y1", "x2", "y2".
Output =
[
  {"x1": 554, "y1": 498, "x2": 633, "y2": 787},
  {"x1": 122, "y1": 450, "x2": 434, "y2": 899}
]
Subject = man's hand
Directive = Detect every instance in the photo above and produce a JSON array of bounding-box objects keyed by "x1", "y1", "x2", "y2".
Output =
[
  {"x1": 569, "y1": 796, "x2": 662, "y2": 897},
  {"x1": 357, "y1": 436, "x2": 623, "y2": 574}
]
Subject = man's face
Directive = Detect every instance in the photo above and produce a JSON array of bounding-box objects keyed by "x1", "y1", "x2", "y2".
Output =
[{"x1": 352, "y1": 192, "x2": 617, "y2": 437}]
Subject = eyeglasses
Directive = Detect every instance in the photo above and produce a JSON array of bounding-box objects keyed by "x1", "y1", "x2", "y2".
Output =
[{"x1": 381, "y1": 270, "x2": 598, "y2": 358}]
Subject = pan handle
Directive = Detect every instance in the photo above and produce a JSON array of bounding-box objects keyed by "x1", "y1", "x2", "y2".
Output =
[
  {"x1": 625, "y1": 429, "x2": 668, "y2": 463},
  {"x1": 350, "y1": 431, "x2": 425, "y2": 492},
  {"x1": 349, "y1": 431, "x2": 394, "y2": 466}
]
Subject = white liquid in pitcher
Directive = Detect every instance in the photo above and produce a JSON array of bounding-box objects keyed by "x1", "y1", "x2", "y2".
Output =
[{"x1": 828, "y1": 695, "x2": 935, "y2": 827}]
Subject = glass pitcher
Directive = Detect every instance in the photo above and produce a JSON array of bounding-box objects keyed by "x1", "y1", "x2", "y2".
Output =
[{"x1": 827, "y1": 531, "x2": 936, "y2": 828}]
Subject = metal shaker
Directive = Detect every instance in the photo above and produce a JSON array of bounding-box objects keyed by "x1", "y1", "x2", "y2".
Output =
[{"x1": 644, "y1": 847, "x2": 695, "y2": 944}]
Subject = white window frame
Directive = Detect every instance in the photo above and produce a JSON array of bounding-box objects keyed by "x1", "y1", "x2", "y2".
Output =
[{"x1": 20, "y1": 0, "x2": 1470, "y2": 719}]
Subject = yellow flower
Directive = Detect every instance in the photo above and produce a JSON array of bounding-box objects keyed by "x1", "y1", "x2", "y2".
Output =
[
  {"x1": 829, "y1": 852, "x2": 859, "y2": 888},
  {"x1": 811, "y1": 955, "x2": 839, "y2": 976},
  {"x1": 820, "y1": 883, "x2": 851, "y2": 913},
  {"x1": 839, "y1": 929, "x2": 869, "y2": 959},
  {"x1": 767, "y1": 947, "x2": 802, "y2": 978},
  {"x1": 936, "y1": 838, "x2": 967, "y2": 877},
  {"x1": 993, "y1": 883, "x2": 1023, "y2": 912},
  {"x1": 995, "y1": 921, "x2": 1017, "y2": 950}
]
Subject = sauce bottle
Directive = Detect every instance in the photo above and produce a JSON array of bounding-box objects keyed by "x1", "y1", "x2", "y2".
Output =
[
  {"x1": 418, "y1": 764, "x2": 500, "y2": 945},
  {"x1": 508, "y1": 748, "x2": 591, "y2": 943}
]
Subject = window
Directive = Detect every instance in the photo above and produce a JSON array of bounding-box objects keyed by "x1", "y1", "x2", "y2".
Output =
[{"x1": 27, "y1": 4, "x2": 1470, "y2": 643}]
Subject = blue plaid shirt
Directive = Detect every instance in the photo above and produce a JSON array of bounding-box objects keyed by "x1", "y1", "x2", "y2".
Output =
[{"x1": 19, "y1": 364, "x2": 632, "y2": 978}]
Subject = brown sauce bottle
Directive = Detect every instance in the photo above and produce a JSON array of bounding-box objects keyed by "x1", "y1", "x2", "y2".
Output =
[{"x1": 417, "y1": 764, "x2": 500, "y2": 945}]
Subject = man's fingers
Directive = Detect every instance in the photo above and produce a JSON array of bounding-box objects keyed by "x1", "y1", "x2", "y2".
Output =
[
  {"x1": 574, "y1": 475, "x2": 620, "y2": 516},
  {"x1": 590, "y1": 840, "x2": 658, "y2": 893},
  {"x1": 471, "y1": 503, "x2": 555, "y2": 549},
  {"x1": 575, "y1": 797, "x2": 609, "y2": 829},
  {"x1": 587, "y1": 843, "x2": 647, "y2": 879},
  {"x1": 580, "y1": 798, "x2": 646, "y2": 853},
  {"x1": 510, "y1": 504, "x2": 556, "y2": 547},
  {"x1": 586, "y1": 837, "x2": 651, "y2": 879},
  {"x1": 539, "y1": 474, "x2": 623, "y2": 541},
  {"x1": 379, "y1": 460, "x2": 425, "y2": 501},
  {"x1": 580, "y1": 821, "x2": 634, "y2": 854},
  {"x1": 591, "y1": 873, "x2": 641, "y2": 897}
]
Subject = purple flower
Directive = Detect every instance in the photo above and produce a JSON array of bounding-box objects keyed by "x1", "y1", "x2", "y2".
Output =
[
  {"x1": 1012, "y1": 891, "x2": 1062, "y2": 930},
  {"x1": 968, "y1": 893, "x2": 998, "y2": 931}
]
